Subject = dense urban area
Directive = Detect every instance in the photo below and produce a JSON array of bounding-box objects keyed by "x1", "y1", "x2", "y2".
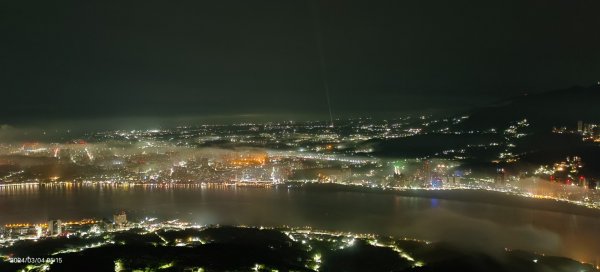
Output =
[{"x1": 1, "y1": 116, "x2": 599, "y2": 208}]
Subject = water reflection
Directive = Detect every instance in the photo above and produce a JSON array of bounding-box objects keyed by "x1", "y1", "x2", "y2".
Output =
[{"x1": 0, "y1": 184, "x2": 599, "y2": 264}]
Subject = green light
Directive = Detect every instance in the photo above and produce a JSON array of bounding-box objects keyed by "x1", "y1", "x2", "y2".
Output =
[{"x1": 158, "y1": 262, "x2": 174, "y2": 269}]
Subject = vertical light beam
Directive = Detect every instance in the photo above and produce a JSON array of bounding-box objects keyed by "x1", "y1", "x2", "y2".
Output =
[{"x1": 310, "y1": 0, "x2": 334, "y2": 128}]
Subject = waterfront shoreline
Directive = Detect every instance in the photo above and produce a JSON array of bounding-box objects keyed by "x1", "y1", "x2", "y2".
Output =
[{"x1": 294, "y1": 183, "x2": 600, "y2": 218}]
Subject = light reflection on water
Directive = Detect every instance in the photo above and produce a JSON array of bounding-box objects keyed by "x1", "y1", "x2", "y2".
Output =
[{"x1": 0, "y1": 183, "x2": 599, "y2": 265}]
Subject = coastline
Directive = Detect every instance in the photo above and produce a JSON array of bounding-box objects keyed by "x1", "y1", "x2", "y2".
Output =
[{"x1": 294, "y1": 183, "x2": 600, "y2": 218}]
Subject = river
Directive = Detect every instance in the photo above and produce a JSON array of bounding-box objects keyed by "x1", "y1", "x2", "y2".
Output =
[{"x1": 1, "y1": 183, "x2": 599, "y2": 265}]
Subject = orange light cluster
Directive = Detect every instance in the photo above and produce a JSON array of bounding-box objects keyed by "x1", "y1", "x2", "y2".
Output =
[
  {"x1": 5, "y1": 219, "x2": 100, "y2": 228},
  {"x1": 63, "y1": 219, "x2": 100, "y2": 225},
  {"x1": 228, "y1": 153, "x2": 268, "y2": 166},
  {"x1": 4, "y1": 223, "x2": 46, "y2": 228},
  {"x1": 5, "y1": 223, "x2": 33, "y2": 228}
]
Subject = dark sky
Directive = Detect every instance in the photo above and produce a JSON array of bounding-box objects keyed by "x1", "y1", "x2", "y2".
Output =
[{"x1": 1, "y1": 0, "x2": 599, "y2": 124}]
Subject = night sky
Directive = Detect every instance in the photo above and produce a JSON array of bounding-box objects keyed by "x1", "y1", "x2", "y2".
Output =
[{"x1": 1, "y1": 0, "x2": 599, "y2": 124}]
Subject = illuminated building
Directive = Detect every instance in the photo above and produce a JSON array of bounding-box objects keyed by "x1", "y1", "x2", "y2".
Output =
[
  {"x1": 114, "y1": 211, "x2": 128, "y2": 228},
  {"x1": 48, "y1": 220, "x2": 62, "y2": 236}
]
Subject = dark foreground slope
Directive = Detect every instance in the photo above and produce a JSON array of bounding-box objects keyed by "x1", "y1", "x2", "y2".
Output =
[{"x1": 1, "y1": 226, "x2": 596, "y2": 272}]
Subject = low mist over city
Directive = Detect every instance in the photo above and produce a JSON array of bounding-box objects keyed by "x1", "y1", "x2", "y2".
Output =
[{"x1": 1, "y1": 0, "x2": 600, "y2": 271}]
